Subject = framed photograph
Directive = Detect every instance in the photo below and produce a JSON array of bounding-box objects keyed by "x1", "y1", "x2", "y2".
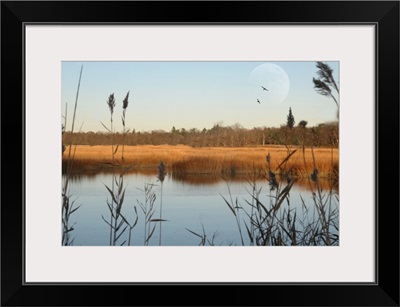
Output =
[{"x1": 2, "y1": 1, "x2": 399, "y2": 306}]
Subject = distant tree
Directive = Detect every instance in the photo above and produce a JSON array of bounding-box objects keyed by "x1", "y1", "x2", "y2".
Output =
[
  {"x1": 231, "y1": 122, "x2": 244, "y2": 130},
  {"x1": 286, "y1": 107, "x2": 295, "y2": 129},
  {"x1": 298, "y1": 120, "x2": 308, "y2": 128},
  {"x1": 312, "y1": 61, "x2": 339, "y2": 108}
]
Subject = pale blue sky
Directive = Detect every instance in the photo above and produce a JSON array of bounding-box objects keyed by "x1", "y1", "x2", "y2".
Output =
[{"x1": 61, "y1": 61, "x2": 339, "y2": 132}]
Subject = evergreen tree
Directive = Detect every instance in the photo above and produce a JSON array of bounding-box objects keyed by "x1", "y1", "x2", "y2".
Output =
[{"x1": 287, "y1": 107, "x2": 295, "y2": 129}]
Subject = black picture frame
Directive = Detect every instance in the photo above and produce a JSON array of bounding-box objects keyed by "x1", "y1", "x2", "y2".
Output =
[{"x1": 1, "y1": 1, "x2": 399, "y2": 306}]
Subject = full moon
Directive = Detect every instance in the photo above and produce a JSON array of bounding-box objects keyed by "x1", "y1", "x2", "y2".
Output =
[{"x1": 248, "y1": 63, "x2": 290, "y2": 105}]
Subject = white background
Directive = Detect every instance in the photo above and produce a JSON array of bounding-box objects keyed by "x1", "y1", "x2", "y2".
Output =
[{"x1": 25, "y1": 25, "x2": 375, "y2": 283}]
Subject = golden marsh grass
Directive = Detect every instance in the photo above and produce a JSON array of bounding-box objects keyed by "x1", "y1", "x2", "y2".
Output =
[{"x1": 62, "y1": 144, "x2": 338, "y2": 179}]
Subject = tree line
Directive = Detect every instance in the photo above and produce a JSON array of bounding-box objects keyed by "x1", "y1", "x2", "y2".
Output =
[{"x1": 63, "y1": 121, "x2": 338, "y2": 148}]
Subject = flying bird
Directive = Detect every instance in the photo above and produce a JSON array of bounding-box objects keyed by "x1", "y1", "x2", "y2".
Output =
[
  {"x1": 261, "y1": 86, "x2": 268, "y2": 91},
  {"x1": 257, "y1": 99, "x2": 261, "y2": 104}
]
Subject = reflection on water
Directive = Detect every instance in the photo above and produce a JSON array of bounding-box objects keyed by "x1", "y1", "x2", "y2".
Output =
[
  {"x1": 63, "y1": 171, "x2": 339, "y2": 246},
  {"x1": 66, "y1": 170, "x2": 338, "y2": 191}
]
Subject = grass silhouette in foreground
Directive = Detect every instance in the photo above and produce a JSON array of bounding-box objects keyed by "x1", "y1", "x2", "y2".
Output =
[
  {"x1": 62, "y1": 65, "x2": 83, "y2": 246},
  {"x1": 187, "y1": 146, "x2": 339, "y2": 246}
]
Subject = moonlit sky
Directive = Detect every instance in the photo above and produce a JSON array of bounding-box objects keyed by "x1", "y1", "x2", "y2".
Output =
[{"x1": 61, "y1": 61, "x2": 339, "y2": 132}]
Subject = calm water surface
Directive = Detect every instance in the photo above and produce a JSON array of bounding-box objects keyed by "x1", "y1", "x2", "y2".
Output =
[{"x1": 64, "y1": 173, "x2": 338, "y2": 246}]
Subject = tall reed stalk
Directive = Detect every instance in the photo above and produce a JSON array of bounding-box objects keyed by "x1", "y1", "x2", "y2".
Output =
[
  {"x1": 101, "y1": 91, "x2": 137, "y2": 246},
  {"x1": 121, "y1": 91, "x2": 129, "y2": 162},
  {"x1": 220, "y1": 177, "x2": 245, "y2": 246},
  {"x1": 137, "y1": 183, "x2": 157, "y2": 245},
  {"x1": 157, "y1": 161, "x2": 166, "y2": 245},
  {"x1": 62, "y1": 65, "x2": 83, "y2": 246},
  {"x1": 243, "y1": 170, "x2": 262, "y2": 246}
]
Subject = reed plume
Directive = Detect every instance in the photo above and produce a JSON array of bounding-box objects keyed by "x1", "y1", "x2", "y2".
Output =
[{"x1": 157, "y1": 161, "x2": 167, "y2": 245}]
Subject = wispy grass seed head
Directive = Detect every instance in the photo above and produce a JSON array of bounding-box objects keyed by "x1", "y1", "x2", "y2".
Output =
[
  {"x1": 107, "y1": 93, "x2": 116, "y2": 115},
  {"x1": 311, "y1": 168, "x2": 319, "y2": 182},
  {"x1": 268, "y1": 170, "x2": 278, "y2": 190},
  {"x1": 266, "y1": 152, "x2": 271, "y2": 165},
  {"x1": 316, "y1": 61, "x2": 334, "y2": 84},
  {"x1": 286, "y1": 171, "x2": 293, "y2": 184},
  {"x1": 123, "y1": 91, "x2": 130, "y2": 110},
  {"x1": 157, "y1": 161, "x2": 167, "y2": 183},
  {"x1": 313, "y1": 78, "x2": 332, "y2": 96}
]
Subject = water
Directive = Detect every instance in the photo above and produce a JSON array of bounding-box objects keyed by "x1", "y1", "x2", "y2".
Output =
[{"x1": 63, "y1": 172, "x2": 339, "y2": 246}]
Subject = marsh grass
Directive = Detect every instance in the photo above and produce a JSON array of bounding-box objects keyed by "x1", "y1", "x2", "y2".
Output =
[
  {"x1": 157, "y1": 161, "x2": 167, "y2": 246},
  {"x1": 62, "y1": 65, "x2": 83, "y2": 246},
  {"x1": 63, "y1": 145, "x2": 338, "y2": 179},
  {"x1": 220, "y1": 147, "x2": 339, "y2": 246},
  {"x1": 101, "y1": 91, "x2": 138, "y2": 246},
  {"x1": 186, "y1": 224, "x2": 224, "y2": 246},
  {"x1": 220, "y1": 177, "x2": 246, "y2": 246},
  {"x1": 137, "y1": 183, "x2": 157, "y2": 245}
]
